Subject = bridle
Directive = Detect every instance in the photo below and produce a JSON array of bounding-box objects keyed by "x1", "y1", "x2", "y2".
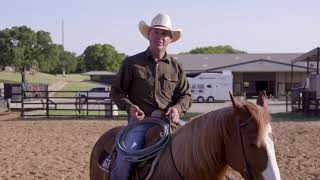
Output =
[{"x1": 237, "y1": 114, "x2": 255, "y2": 180}]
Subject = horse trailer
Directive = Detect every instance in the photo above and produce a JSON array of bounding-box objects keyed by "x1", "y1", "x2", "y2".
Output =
[{"x1": 188, "y1": 71, "x2": 233, "y2": 103}]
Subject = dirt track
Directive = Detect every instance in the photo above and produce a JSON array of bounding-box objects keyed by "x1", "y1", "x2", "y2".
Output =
[{"x1": 0, "y1": 114, "x2": 319, "y2": 180}]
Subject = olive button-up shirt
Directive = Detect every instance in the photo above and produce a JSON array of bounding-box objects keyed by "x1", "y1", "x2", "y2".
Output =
[{"x1": 111, "y1": 49, "x2": 192, "y2": 116}]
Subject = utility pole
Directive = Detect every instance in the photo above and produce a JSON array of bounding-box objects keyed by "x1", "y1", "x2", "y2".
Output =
[{"x1": 62, "y1": 19, "x2": 66, "y2": 77}]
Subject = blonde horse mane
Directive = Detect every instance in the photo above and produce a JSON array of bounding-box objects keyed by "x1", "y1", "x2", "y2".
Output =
[{"x1": 171, "y1": 100, "x2": 270, "y2": 179}]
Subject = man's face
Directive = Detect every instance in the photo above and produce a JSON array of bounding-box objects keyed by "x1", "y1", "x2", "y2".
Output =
[{"x1": 148, "y1": 28, "x2": 172, "y2": 52}]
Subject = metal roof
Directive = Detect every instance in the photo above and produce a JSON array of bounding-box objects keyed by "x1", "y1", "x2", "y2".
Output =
[
  {"x1": 171, "y1": 53, "x2": 303, "y2": 72},
  {"x1": 291, "y1": 47, "x2": 320, "y2": 64}
]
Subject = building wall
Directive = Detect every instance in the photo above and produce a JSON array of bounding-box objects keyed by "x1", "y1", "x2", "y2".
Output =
[
  {"x1": 233, "y1": 72, "x2": 307, "y2": 98},
  {"x1": 233, "y1": 72, "x2": 243, "y2": 96},
  {"x1": 276, "y1": 72, "x2": 307, "y2": 96}
]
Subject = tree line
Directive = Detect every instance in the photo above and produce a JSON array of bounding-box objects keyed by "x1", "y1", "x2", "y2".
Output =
[
  {"x1": 0, "y1": 26, "x2": 245, "y2": 82},
  {"x1": 0, "y1": 26, "x2": 125, "y2": 82}
]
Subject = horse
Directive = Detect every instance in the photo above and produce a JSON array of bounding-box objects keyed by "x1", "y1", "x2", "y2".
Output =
[{"x1": 90, "y1": 92, "x2": 281, "y2": 180}]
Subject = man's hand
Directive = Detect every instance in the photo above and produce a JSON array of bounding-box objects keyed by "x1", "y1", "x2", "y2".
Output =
[
  {"x1": 129, "y1": 105, "x2": 145, "y2": 121},
  {"x1": 165, "y1": 107, "x2": 180, "y2": 123}
]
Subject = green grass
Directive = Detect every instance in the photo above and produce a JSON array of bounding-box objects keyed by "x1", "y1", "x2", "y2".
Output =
[
  {"x1": 55, "y1": 74, "x2": 90, "y2": 82},
  {"x1": 53, "y1": 81, "x2": 109, "y2": 97},
  {"x1": 0, "y1": 71, "x2": 90, "y2": 85},
  {"x1": 271, "y1": 112, "x2": 320, "y2": 121},
  {"x1": 0, "y1": 71, "x2": 60, "y2": 85}
]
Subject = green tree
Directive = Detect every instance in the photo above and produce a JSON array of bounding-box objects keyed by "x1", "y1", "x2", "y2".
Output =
[
  {"x1": 75, "y1": 54, "x2": 86, "y2": 73},
  {"x1": 59, "y1": 51, "x2": 77, "y2": 74},
  {"x1": 9, "y1": 26, "x2": 38, "y2": 82},
  {"x1": 38, "y1": 44, "x2": 63, "y2": 73},
  {"x1": 83, "y1": 44, "x2": 124, "y2": 72},
  {"x1": 0, "y1": 26, "x2": 60, "y2": 82},
  {"x1": 0, "y1": 29, "x2": 13, "y2": 68},
  {"x1": 184, "y1": 45, "x2": 246, "y2": 54},
  {"x1": 0, "y1": 26, "x2": 77, "y2": 80}
]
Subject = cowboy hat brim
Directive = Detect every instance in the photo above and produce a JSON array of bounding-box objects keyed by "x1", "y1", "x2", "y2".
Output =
[{"x1": 139, "y1": 21, "x2": 182, "y2": 42}]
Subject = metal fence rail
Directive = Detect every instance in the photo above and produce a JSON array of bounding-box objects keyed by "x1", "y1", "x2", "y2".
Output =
[{"x1": 14, "y1": 89, "x2": 127, "y2": 118}]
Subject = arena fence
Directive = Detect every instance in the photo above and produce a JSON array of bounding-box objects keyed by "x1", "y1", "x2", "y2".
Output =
[{"x1": 9, "y1": 88, "x2": 126, "y2": 118}]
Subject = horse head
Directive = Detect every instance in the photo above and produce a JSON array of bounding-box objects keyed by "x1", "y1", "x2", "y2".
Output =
[{"x1": 225, "y1": 91, "x2": 281, "y2": 180}]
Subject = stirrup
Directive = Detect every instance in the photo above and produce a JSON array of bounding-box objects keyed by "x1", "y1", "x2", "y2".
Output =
[
  {"x1": 101, "y1": 143, "x2": 116, "y2": 173},
  {"x1": 101, "y1": 156, "x2": 112, "y2": 172}
]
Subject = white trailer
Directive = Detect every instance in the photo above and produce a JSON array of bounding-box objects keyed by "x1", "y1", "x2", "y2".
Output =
[{"x1": 188, "y1": 70, "x2": 233, "y2": 103}]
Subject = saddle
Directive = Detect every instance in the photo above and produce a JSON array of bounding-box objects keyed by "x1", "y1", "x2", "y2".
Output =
[{"x1": 95, "y1": 120, "x2": 181, "y2": 180}]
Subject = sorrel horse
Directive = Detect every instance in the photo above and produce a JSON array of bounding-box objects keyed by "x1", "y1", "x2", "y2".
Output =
[{"x1": 90, "y1": 92, "x2": 281, "y2": 180}]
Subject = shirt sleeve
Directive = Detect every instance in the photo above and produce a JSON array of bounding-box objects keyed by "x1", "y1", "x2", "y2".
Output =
[
  {"x1": 172, "y1": 62, "x2": 193, "y2": 116},
  {"x1": 110, "y1": 59, "x2": 134, "y2": 113}
]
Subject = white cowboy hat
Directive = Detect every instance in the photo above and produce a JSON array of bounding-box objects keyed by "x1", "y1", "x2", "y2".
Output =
[{"x1": 139, "y1": 13, "x2": 182, "y2": 42}]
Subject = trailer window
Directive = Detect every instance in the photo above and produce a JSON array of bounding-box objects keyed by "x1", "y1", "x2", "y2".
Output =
[
  {"x1": 206, "y1": 84, "x2": 212, "y2": 88},
  {"x1": 199, "y1": 89, "x2": 204, "y2": 93},
  {"x1": 197, "y1": 84, "x2": 205, "y2": 89}
]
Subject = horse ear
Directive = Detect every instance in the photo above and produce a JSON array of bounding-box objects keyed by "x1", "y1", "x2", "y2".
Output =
[
  {"x1": 256, "y1": 90, "x2": 268, "y2": 110},
  {"x1": 229, "y1": 91, "x2": 242, "y2": 110}
]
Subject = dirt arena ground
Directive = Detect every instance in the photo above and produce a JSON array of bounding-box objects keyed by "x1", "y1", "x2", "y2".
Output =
[{"x1": 0, "y1": 113, "x2": 319, "y2": 180}]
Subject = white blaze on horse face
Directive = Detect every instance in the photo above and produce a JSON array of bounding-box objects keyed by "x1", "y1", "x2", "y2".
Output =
[{"x1": 262, "y1": 123, "x2": 281, "y2": 180}]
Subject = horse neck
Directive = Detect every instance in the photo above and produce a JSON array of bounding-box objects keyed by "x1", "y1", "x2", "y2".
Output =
[{"x1": 171, "y1": 107, "x2": 236, "y2": 179}]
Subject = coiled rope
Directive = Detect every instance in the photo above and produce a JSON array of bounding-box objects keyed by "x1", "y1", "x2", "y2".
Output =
[{"x1": 115, "y1": 117, "x2": 171, "y2": 162}]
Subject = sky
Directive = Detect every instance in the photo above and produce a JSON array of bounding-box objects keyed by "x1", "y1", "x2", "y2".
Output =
[{"x1": 1, "y1": 0, "x2": 319, "y2": 56}]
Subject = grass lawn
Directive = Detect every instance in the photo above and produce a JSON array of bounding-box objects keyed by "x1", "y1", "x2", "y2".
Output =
[
  {"x1": 0, "y1": 71, "x2": 60, "y2": 85},
  {"x1": 271, "y1": 112, "x2": 320, "y2": 121},
  {"x1": 0, "y1": 71, "x2": 90, "y2": 85}
]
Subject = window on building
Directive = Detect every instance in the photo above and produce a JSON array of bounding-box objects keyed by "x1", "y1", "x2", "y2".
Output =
[{"x1": 197, "y1": 84, "x2": 205, "y2": 89}]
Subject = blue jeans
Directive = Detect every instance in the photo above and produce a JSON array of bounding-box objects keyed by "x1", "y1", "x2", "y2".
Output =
[{"x1": 111, "y1": 117, "x2": 153, "y2": 180}]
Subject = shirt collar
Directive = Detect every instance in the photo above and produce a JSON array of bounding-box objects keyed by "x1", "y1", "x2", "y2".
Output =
[{"x1": 146, "y1": 48, "x2": 170, "y2": 64}]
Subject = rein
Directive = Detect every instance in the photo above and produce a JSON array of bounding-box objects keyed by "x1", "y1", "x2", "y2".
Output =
[{"x1": 166, "y1": 115, "x2": 184, "y2": 180}]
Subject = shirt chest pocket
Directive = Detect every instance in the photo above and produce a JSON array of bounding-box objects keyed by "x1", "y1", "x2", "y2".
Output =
[
  {"x1": 133, "y1": 67, "x2": 153, "y2": 88},
  {"x1": 134, "y1": 69, "x2": 148, "y2": 80},
  {"x1": 161, "y1": 74, "x2": 179, "y2": 93}
]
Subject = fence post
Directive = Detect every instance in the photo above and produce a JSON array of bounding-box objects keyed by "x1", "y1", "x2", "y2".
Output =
[
  {"x1": 21, "y1": 87, "x2": 24, "y2": 117},
  {"x1": 285, "y1": 90, "x2": 288, "y2": 112},
  {"x1": 46, "y1": 90, "x2": 49, "y2": 118},
  {"x1": 111, "y1": 100, "x2": 113, "y2": 118},
  {"x1": 86, "y1": 91, "x2": 89, "y2": 116}
]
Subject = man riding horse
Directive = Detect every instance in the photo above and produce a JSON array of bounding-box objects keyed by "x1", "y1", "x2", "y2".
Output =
[{"x1": 110, "y1": 13, "x2": 192, "y2": 180}]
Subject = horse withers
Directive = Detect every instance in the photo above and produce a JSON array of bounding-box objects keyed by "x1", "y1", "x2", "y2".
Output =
[{"x1": 90, "y1": 91, "x2": 281, "y2": 180}]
